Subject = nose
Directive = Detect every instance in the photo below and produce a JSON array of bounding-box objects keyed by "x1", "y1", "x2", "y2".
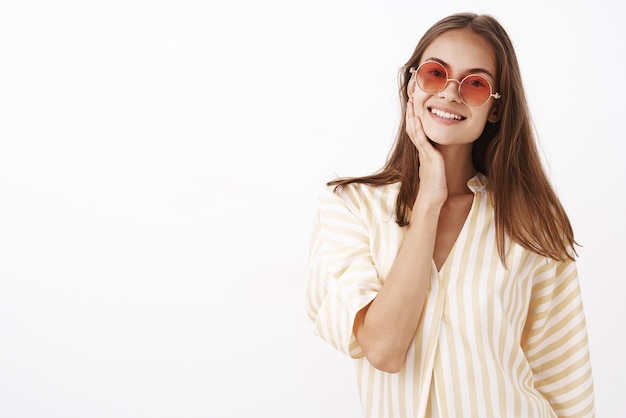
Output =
[{"x1": 438, "y1": 78, "x2": 462, "y2": 103}]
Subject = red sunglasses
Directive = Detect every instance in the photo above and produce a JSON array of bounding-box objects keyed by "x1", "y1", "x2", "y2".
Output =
[{"x1": 409, "y1": 60, "x2": 501, "y2": 107}]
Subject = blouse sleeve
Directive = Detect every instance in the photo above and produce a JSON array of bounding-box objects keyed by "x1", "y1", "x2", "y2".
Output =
[
  {"x1": 521, "y1": 256, "x2": 595, "y2": 418},
  {"x1": 305, "y1": 185, "x2": 382, "y2": 358}
]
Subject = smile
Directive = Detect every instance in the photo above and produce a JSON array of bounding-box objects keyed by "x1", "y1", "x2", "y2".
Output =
[{"x1": 429, "y1": 107, "x2": 465, "y2": 121}]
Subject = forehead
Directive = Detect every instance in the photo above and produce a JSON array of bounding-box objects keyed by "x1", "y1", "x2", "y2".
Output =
[{"x1": 421, "y1": 29, "x2": 497, "y2": 77}]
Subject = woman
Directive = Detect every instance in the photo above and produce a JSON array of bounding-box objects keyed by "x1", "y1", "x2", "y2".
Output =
[{"x1": 305, "y1": 12, "x2": 595, "y2": 418}]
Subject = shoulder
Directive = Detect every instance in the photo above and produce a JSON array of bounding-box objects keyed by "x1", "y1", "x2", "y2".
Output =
[
  {"x1": 318, "y1": 181, "x2": 400, "y2": 207},
  {"x1": 315, "y1": 181, "x2": 401, "y2": 223}
]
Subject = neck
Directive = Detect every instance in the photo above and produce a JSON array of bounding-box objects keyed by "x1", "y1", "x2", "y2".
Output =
[{"x1": 435, "y1": 143, "x2": 477, "y2": 195}]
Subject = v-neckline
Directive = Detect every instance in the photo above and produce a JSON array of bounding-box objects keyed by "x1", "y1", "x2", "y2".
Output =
[{"x1": 433, "y1": 191, "x2": 477, "y2": 274}]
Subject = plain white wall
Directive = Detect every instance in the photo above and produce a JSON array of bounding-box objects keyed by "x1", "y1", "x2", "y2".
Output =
[{"x1": 0, "y1": 1, "x2": 624, "y2": 417}]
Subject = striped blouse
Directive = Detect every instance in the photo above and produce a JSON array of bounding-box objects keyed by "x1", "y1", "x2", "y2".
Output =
[{"x1": 305, "y1": 173, "x2": 595, "y2": 418}]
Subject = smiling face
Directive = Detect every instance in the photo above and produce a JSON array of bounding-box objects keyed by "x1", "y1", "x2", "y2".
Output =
[{"x1": 408, "y1": 29, "x2": 501, "y2": 147}]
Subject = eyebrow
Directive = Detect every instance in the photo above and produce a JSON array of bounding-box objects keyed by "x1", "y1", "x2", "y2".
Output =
[{"x1": 423, "y1": 57, "x2": 496, "y2": 80}]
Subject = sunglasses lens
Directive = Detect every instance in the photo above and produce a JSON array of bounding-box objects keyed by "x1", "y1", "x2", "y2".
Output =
[
  {"x1": 459, "y1": 75, "x2": 492, "y2": 107},
  {"x1": 416, "y1": 61, "x2": 448, "y2": 93}
]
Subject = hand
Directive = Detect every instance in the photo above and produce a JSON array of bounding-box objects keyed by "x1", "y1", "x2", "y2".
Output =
[{"x1": 406, "y1": 98, "x2": 448, "y2": 208}]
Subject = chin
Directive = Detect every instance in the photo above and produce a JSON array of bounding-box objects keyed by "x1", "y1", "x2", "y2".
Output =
[
  {"x1": 424, "y1": 128, "x2": 480, "y2": 147},
  {"x1": 423, "y1": 131, "x2": 456, "y2": 145},
  {"x1": 428, "y1": 136, "x2": 476, "y2": 148}
]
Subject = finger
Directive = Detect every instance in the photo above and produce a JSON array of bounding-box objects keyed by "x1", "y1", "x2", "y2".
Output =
[
  {"x1": 407, "y1": 109, "x2": 429, "y2": 156},
  {"x1": 405, "y1": 99, "x2": 426, "y2": 149},
  {"x1": 405, "y1": 98, "x2": 416, "y2": 138}
]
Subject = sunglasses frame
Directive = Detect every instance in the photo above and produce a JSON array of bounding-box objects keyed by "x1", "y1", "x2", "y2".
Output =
[{"x1": 409, "y1": 61, "x2": 502, "y2": 108}]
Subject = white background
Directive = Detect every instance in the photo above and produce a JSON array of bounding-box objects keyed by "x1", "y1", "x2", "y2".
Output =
[{"x1": 1, "y1": 1, "x2": 624, "y2": 417}]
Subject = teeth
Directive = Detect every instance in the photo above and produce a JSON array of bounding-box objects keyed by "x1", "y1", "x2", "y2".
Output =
[{"x1": 430, "y1": 108, "x2": 463, "y2": 120}]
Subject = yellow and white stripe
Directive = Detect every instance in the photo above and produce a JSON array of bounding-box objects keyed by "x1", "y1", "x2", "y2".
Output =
[{"x1": 306, "y1": 173, "x2": 594, "y2": 418}]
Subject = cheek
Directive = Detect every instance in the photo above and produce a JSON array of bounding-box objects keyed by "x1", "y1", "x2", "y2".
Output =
[{"x1": 410, "y1": 92, "x2": 430, "y2": 116}]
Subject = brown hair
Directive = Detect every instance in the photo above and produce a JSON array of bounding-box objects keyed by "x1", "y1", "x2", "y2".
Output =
[{"x1": 328, "y1": 12, "x2": 576, "y2": 263}]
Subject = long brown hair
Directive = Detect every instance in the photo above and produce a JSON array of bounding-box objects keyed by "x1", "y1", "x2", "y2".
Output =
[{"x1": 328, "y1": 12, "x2": 576, "y2": 263}]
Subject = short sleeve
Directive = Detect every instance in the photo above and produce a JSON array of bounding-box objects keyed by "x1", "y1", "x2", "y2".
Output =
[
  {"x1": 305, "y1": 185, "x2": 382, "y2": 358},
  {"x1": 522, "y1": 256, "x2": 595, "y2": 417}
]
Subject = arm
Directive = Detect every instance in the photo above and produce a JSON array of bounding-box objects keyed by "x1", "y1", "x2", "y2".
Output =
[
  {"x1": 353, "y1": 101, "x2": 447, "y2": 373},
  {"x1": 522, "y1": 257, "x2": 595, "y2": 418},
  {"x1": 352, "y1": 199, "x2": 440, "y2": 372}
]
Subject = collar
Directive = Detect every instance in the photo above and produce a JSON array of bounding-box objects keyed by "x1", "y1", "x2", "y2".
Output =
[{"x1": 467, "y1": 172, "x2": 488, "y2": 193}]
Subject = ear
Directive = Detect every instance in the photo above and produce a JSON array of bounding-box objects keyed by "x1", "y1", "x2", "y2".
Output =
[{"x1": 487, "y1": 103, "x2": 502, "y2": 123}]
